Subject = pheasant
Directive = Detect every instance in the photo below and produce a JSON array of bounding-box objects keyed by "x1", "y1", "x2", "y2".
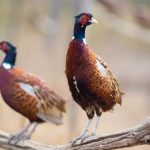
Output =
[
  {"x1": 0, "y1": 41, "x2": 66, "y2": 143},
  {"x1": 65, "y1": 13, "x2": 122, "y2": 144}
]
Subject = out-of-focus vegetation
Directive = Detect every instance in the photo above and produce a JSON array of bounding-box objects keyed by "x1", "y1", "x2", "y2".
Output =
[{"x1": 0, "y1": 0, "x2": 150, "y2": 150}]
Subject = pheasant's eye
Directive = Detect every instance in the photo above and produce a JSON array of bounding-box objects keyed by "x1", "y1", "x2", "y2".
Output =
[{"x1": 82, "y1": 15, "x2": 86, "y2": 19}]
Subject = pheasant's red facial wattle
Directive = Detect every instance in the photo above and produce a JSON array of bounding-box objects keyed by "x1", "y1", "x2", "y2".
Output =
[
  {"x1": 80, "y1": 14, "x2": 91, "y2": 26},
  {"x1": 0, "y1": 42, "x2": 9, "y2": 53}
]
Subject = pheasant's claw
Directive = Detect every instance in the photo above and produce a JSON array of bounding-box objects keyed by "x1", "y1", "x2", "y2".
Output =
[
  {"x1": 70, "y1": 130, "x2": 89, "y2": 146},
  {"x1": 81, "y1": 132, "x2": 96, "y2": 142},
  {"x1": 8, "y1": 133, "x2": 30, "y2": 144}
]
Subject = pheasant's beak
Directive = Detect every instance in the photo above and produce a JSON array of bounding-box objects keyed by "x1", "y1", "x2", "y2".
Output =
[{"x1": 89, "y1": 18, "x2": 99, "y2": 24}]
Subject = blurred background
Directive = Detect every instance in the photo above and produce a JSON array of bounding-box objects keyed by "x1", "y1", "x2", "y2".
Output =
[{"x1": 0, "y1": 0, "x2": 150, "y2": 149}]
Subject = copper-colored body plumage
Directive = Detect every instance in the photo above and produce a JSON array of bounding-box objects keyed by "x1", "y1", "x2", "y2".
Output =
[
  {"x1": 65, "y1": 13, "x2": 122, "y2": 144},
  {"x1": 66, "y1": 40, "x2": 121, "y2": 118},
  {"x1": 0, "y1": 41, "x2": 66, "y2": 143},
  {"x1": 0, "y1": 67, "x2": 65, "y2": 123}
]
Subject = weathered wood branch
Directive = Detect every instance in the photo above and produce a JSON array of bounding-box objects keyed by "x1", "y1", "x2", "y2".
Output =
[
  {"x1": 0, "y1": 117, "x2": 150, "y2": 150},
  {"x1": 97, "y1": 5, "x2": 150, "y2": 44}
]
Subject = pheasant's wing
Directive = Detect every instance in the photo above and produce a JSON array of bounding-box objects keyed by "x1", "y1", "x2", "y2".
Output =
[
  {"x1": 17, "y1": 76, "x2": 66, "y2": 125},
  {"x1": 96, "y1": 55, "x2": 122, "y2": 104},
  {"x1": 35, "y1": 87, "x2": 66, "y2": 125}
]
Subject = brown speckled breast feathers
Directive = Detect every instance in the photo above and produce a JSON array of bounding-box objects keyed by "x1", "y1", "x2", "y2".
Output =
[
  {"x1": 0, "y1": 67, "x2": 66, "y2": 124},
  {"x1": 66, "y1": 39, "x2": 122, "y2": 118}
]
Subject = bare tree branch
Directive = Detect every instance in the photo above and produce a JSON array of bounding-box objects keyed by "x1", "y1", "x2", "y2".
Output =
[
  {"x1": 0, "y1": 117, "x2": 150, "y2": 150},
  {"x1": 97, "y1": 5, "x2": 150, "y2": 44},
  {"x1": 103, "y1": 14, "x2": 150, "y2": 44}
]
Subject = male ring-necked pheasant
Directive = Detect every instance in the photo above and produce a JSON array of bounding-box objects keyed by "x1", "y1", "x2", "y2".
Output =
[
  {"x1": 0, "y1": 41, "x2": 66, "y2": 143},
  {"x1": 65, "y1": 13, "x2": 123, "y2": 144}
]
